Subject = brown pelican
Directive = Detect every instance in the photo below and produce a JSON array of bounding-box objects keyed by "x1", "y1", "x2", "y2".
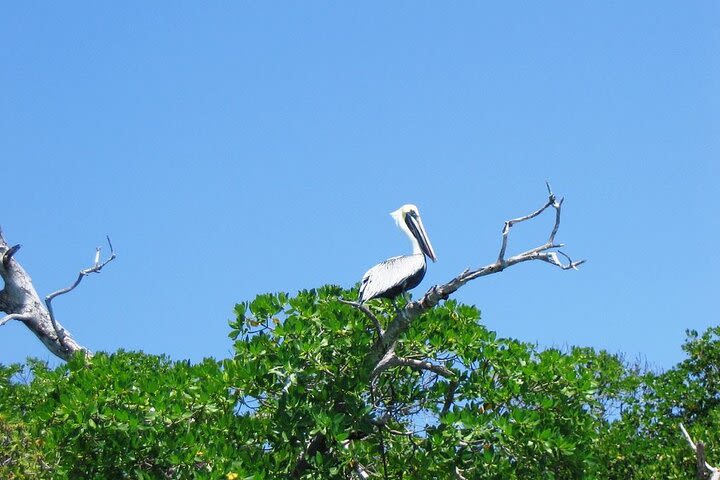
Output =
[{"x1": 358, "y1": 204, "x2": 437, "y2": 303}]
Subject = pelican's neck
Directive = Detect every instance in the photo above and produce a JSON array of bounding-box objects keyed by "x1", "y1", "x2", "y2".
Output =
[
  {"x1": 409, "y1": 233, "x2": 422, "y2": 255},
  {"x1": 397, "y1": 216, "x2": 422, "y2": 255}
]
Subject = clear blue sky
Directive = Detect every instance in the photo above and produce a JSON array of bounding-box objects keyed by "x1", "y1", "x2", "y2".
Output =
[{"x1": 1, "y1": 3, "x2": 718, "y2": 370}]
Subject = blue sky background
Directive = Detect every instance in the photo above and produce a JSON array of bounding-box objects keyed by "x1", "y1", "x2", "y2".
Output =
[{"x1": 1, "y1": 3, "x2": 717, "y2": 370}]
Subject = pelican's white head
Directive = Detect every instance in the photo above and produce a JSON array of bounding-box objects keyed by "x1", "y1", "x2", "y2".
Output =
[{"x1": 390, "y1": 204, "x2": 437, "y2": 262}]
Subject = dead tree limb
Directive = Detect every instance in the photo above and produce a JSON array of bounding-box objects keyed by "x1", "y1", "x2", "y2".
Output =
[
  {"x1": 0, "y1": 313, "x2": 33, "y2": 327},
  {"x1": 0, "y1": 229, "x2": 116, "y2": 361},
  {"x1": 370, "y1": 352, "x2": 454, "y2": 381},
  {"x1": 45, "y1": 236, "x2": 116, "y2": 351},
  {"x1": 339, "y1": 299, "x2": 384, "y2": 339},
  {"x1": 366, "y1": 183, "x2": 584, "y2": 372},
  {"x1": 680, "y1": 423, "x2": 719, "y2": 480}
]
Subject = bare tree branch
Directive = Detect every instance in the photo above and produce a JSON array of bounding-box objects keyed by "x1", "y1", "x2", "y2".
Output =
[
  {"x1": 45, "y1": 236, "x2": 117, "y2": 350},
  {"x1": 2, "y1": 244, "x2": 21, "y2": 268},
  {"x1": 0, "y1": 313, "x2": 33, "y2": 327},
  {"x1": 680, "y1": 423, "x2": 719, "y2": 480},
  {"x1": 0, "y1": 230, "x2": 116, "y2": 361},
  {"x1": 371, "y1": 352, "x2": 454, "y2": 381},
  {"x1": 339, "y1": 299, "x2": 384, "y2": 339},
  {"x1": 394, "y1": 356, "x2": 454, "y2": 377},
  {"x1": 370, "y1": 344, "x2": 397, "y2": 381},
  {"x1": 497, "y1": 181, "x2": 558, "y2": 264},
  {"x1": 367, "y1": 184, "x2": 584, "y2": 371}
]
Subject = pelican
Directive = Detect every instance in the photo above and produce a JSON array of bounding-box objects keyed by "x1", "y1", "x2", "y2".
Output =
[{"x1": 359, "y1": 204, "x2": 437, "y2": 303}]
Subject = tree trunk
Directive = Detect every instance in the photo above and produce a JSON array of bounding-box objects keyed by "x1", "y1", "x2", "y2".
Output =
[{"x1": 0, "y1": 230, "x2": 87, "y2": 361}]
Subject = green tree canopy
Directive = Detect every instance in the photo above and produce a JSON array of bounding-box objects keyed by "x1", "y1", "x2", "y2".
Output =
[{"x1": 1, "y1": 287, "x2": 717, "y2": 479}]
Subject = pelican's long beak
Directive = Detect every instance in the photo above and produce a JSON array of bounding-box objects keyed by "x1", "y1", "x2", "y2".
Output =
[{"x1": 406, "y1": 210, "x2": 437, "y2": 262}]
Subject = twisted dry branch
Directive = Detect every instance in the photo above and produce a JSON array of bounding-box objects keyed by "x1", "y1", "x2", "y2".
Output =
[
  {"x1": 369, "y1": 183, "x2": 585, "y2": 370},
  {"x1": 45, "y1": 236, "x2": 117, "y2": 351},
  {"x1": 0, "y1": 229, "x2": 117, "y2": 361}
]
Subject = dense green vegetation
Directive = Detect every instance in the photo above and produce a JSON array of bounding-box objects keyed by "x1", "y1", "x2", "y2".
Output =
[{"x1": 0, "y1": 286, "x2": 717, "y2": 479}]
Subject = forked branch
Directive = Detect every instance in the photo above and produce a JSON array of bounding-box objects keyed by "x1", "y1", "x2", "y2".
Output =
[
  {"x1": 45, "y1": 236, "x2": 117, "y2": 350},
  {"x1": 0, "y1": 313, "x2": 33, "y2": 327},
  {"x1": 0, "y1": 229, "x2": 117, "y2": 361},
  {"x1": 370, "y1": 183, "x2": 584, "y2": 375}
]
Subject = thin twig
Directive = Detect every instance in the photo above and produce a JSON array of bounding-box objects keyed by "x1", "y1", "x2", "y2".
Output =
[
  {"x1": 0, "y1": 313, "x2": 32, "y2": 327},
  {"x1": 497, "y1": 183, "x2": 557, "y2": 264},
  {"x1": 1, "y1": 244, "x2": 21, "y2": 268},
  {"x1": 339, "y1": 299, "x2": 384, "y2": 338},
  {"x1": 548, "y1": 197, "x2": 563, "y2": 244},
  {"x1": 553, "y1": 250, "x2": 586, "y2": 270},
  {"x1": 45, "y1": 236, "x2": 117, "y2": 351}
]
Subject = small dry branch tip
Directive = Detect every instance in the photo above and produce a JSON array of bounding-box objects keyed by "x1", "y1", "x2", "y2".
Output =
[
  {"x1": 0, "y1": 313, "x2": 32, "y2": 327},
  {"x1": 2, "y1": 244, "x2": 21, "y2": 268}
]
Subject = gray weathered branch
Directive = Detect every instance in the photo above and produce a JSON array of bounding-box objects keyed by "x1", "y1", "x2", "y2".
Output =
[
  {"x1": 367, "y1": 183, "x2": 584, "y2": 371},
  {"x1": 0, "y1": 313, "x2": 33, "y2": 327},
  {"x1": 45, "y1": 236, "x2": 116, "y2": 350},
  {"x1": 339, "y1": 299, "x2": 384, "y2": 339},
  {"x1": 2, "y1": 243, "x2": 21, "y2": 268},
  {"x1": 680, "y1": 423, "x2": 720, "y2": 480},
  {"x1": 371, "y1": 351, "x2": 454, "y2": 381},
  {"x1": 0, "y1": 229, "x2": 116, "y2": 361}
]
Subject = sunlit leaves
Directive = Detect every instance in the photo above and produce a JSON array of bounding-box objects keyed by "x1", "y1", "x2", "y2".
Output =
[
  {"x1": 0, "y1": 286, "x2": 718, "y2": 478},
  {"x1": 0, "y1": 351, "x2": 261, "y2": 478}
]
